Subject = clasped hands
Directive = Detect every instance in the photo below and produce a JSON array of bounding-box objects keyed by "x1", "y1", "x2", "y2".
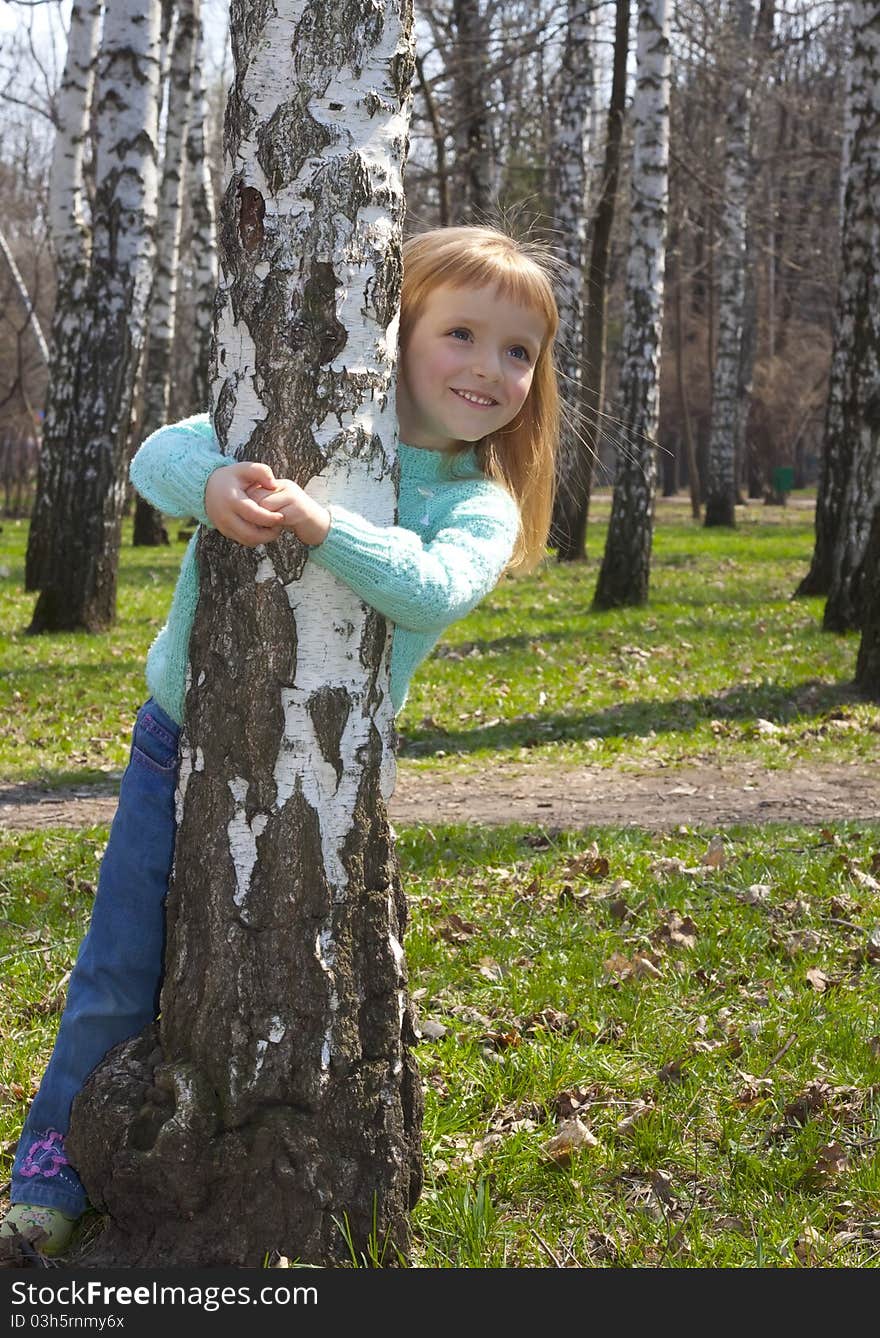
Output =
[{"x1": 204, "y1": 461, "x2": 331, "y2": 548}]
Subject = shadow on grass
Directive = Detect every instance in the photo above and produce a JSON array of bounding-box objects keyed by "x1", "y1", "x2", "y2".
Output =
[{"x1": 398, "y1": 676, "x2": 869, "y2": 758}]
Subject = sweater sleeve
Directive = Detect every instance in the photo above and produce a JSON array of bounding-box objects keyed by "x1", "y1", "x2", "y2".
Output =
[
  {"x1": 307, "y1": 486, "x2": 521, "y2": 633},
  {"x1": 129, "y1": 413, "x2": 232, "y2": 524}
]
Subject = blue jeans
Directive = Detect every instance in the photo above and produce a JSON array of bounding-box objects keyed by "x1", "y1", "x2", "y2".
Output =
[{"x1": 10, "y1": 699, "x2": 180, "y2": 1216}]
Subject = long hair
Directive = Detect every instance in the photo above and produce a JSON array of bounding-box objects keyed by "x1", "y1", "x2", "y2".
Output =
[{"x1": 399, "y1": 226, "x2": 561, "y2": 574}]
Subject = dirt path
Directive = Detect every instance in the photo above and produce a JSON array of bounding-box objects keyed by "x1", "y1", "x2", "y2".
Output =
[{"x1": 1, "y1": 760, "x2": 878, "y2": 832}]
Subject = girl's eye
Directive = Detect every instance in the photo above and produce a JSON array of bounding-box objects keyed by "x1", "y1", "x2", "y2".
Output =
[
  {"x1": 449, "y1": 328, "x2": 472, "y2": 341},
  {"x1": 509, "y1": 345, "x2": 531, "y2": 363}
]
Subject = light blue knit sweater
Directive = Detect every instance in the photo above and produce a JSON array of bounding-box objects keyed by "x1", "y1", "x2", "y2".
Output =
[{"x1": 129, "y1": 414, "x2": 521, "y2": 722}]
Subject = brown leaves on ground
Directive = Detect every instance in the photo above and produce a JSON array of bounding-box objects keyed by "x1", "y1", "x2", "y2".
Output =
[{"x1": 542, "y1": 1117, "x2": 599, "y2": 1166}]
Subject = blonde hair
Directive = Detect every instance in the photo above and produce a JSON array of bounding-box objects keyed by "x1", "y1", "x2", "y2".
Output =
[{"x1": 399, "y1": 225, "x2": 560, "y2": 574}]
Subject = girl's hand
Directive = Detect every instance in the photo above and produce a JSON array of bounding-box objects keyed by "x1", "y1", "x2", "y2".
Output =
[
  {"x1": 204, "y1": 462, "x2": 286, "y2": 547},
  {"x1": 246, "y1": 479, "x2": 331, "y2": 546}
]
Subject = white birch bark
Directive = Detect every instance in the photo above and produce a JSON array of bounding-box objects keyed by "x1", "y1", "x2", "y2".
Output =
[
  {"x1": 25, "y1": 0, "x2": 103, "y2": 590},
  {"x1": 69, "y1": 0, "x2": 421, "y2": 1268},
  {"x1": 593, "y1": 0, "x2": 671, "y2": 607},
  {"x1": 183, "y1": 45, "x2": 218, "y2": 413},
  {"x1": 823, "y1": 1, "x2": 880, "y2": 632},
  {"x1": 29, "y1": 0, "x2": 162, "y2": 631},
  {"x1": 549, "y1": 0, "x2": 593, "y2": 538},
  {"x1": 705, "y1": 0, "x2": 755, "y2": 527}
]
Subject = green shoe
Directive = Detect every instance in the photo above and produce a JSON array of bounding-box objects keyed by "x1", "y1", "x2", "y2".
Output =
[{"x1": 0, "y1": 1204, "x2": 79, "y2": 1256}]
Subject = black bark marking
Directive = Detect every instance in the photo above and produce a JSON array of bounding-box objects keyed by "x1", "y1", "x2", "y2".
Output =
[
  {"x1": 308, "y1": 684, "x2": 351, "y2": 788},
  {"x1": 289, "y1": 261, "x2": 347, "y2": 365},
  {"x1": 238, "y1": 184, "x2": 265, "y2": 253}
]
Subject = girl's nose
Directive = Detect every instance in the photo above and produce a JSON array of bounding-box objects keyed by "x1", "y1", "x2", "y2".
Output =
[{"x1": 472, "y1": 348, "x2": 502, "y2": 380}]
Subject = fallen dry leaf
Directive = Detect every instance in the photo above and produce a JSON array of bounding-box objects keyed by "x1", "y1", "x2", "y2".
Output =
[
  {"x1": 542, "y1": 1117, "x2": 599, "y2": 1166},
  {"x1": 477, "y1": 957, "x2": 504, "y2": 982},
  {"x1": 793, "y1": 1224, "x2": 829, "y2": 1266},
  {"x1": 615, "y1": 1101, "x2": 655, "y2": 1136},
  {"x1": 701, "y1": 834, "x2": 726, "y2": 868},
  {"x1": 566, "y1": 842, "x2": 610, "y2": 880},
  {"x1": 733, "y1": 1073, "x2": 774, "y2": 1106},
  {"x1": 811, "y1": 1141, "x2": 849, "y2": 1181},
  {"x1": 439, "y1": 912, "x2": 478, "y2": 943},
  {"x1": 805, "y1": 967, "x2": 836, "y2": 992}
]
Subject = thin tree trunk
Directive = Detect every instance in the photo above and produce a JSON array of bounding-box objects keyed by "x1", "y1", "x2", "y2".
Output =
[
  {"x1": 673, "y1": 218, "x2": 701, "y2": 518},
  {"x1": 68, "y1": 0, "x2": 421, "y2": 1268},
  {"x1": 25, "y1": 0, "x2": 103, "y2": 592},
  {"x1": 555, "y1": 0, "x2": 631, "y2": 562},
  {"x1": 593, "y1": 0, "x2": 671, "y2": 608},
  {"x1": 705, "y1": 0, "x2": 755, "y2": 528},
  {"x1": 183, "y1": 45, "x2": 218, "y2": 415},
  {"x1": 452, "y1": 0, "x2": 494, "y2": 220},
  {"x1": 822, "y1": 1, "x2": 879, "y2": 631},
  {"x1": 28, "y1": 0, "x2": 162, "y2": 633},
  {"x1": 547, "y1": 0, "x2": 593, "y2": 552},
  {"x1": 135, "y1": 0, "x2": 201, "y2": 547},
  {"x1": 796, "y1": 3, "x2": 867, "y2": 601}
]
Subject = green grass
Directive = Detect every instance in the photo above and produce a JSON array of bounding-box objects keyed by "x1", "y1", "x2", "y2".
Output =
[
  {"x1": 2, "y1": 820, "x2": 878, "y2": 1266},
  {"x1": 2, "y1": 496, "x2": 879, "y2": 1267},
  {"x1": 0, "y1": 496, "x2": 876, "y2": 787}
]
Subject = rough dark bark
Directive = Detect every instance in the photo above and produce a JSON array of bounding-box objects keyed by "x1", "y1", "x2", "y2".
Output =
[
  {"x1": 28, "y1": 1, "x2": 162, "y2": 632},
  {"x1": 68, "y1": 0, "x2": 420, "y2": 1268},
  {"x1": 554, "y1": 0, "x2": 631, "y2": 562}
]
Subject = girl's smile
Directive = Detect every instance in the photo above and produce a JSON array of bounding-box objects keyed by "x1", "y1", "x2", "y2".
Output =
[{"x1": 396, "y1": 283, "x2": 546, "y2": 451}]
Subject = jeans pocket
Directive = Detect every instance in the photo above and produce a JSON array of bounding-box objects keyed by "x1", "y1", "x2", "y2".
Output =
[{"x1": 130, "y1": 707, "x2": 180, "y2": 775}]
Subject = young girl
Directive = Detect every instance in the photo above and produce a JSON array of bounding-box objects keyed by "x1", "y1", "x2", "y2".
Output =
[{"x1": 1, "y1": 225, "x2": 560, "y2": 1256}]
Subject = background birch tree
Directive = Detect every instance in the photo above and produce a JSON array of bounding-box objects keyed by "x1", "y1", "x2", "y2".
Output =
[
  {"x1": 67, "y1": 0, "x2": 422, "y2": 1268},
  {"x1": 704, "y1": 0, "x2": 755, "y2": 528},
  {"x1": 24, "y1": 0, "x2": 102, "y2": 591},
  {"x1": 181, "y1": 49, "x2": 218, "y2": 415},
  {"x1": 28, "y1": 0, "x2": 161, "y2": 632},
  {"x1": 134, "y1": 0, "x2": 200, "y2": 547},
  {"x1": 553, "y1": 0, "x2": 631, "y2": 562},
  {"x1": 799, "y1": 2, "x2": 879, "y2": 626},
  {"x1": 546, "y1": 0, "x2": 594, "y2": 552},
  {"x1": 593, "y1": 0, "x2": 671, "y2": 608}
]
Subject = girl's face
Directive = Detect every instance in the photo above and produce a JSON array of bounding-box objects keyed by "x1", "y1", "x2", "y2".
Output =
[{"x1": 396, "y1": 283, "x2": 546, "y2": 452}]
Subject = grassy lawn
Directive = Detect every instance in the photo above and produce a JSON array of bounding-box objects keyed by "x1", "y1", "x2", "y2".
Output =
[
  {"x1": 1, "y1": 497, "x2": 879, "y2": 1267},
  {"x1": 0, "y1": 496, "x2": 877, "y2": 787},
  {"x1": 1, "y1": 820, "x2": 878, "y2": 1266}
]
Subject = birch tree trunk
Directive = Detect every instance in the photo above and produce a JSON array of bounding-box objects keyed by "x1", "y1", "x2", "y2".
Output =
[
  {"x1": 704, "y1": 0, "x2": 755, "y2": 528},
  {"x1": 134, "y1": 0, "x2": 200, "y2": 547},
  {"x1": 183, "y1": 46, "x2": 218, "y2": 415},
  {"x1": 28, "y1": 0, "x2": 162, "y2": 632},
  {"x1": 68, "y1": 0, "x2": 421, "y2": 1268},
  {"x1": 593, "y1": 0, "x2": 671, "y2": 608},
  {"x1": 554, "y1": 0, "x2": 631, "y2": 562},
  {"x1": 452, "y1": 0, "x2": 494, "y2": 220},
  {"x1": 547, "y1": 0, "x2": 593, "y2": 553},
  {"x1": 822, "y1": 1, "x2": 880, "y2": 632},
  {"x1": 24, "y1": 0, "x2": 103, "y2": 592}
]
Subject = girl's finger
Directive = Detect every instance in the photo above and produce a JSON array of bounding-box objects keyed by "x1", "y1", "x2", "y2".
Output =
[
  {"x1": 238, "y1": 496, "x2": 285, "y2": 526},
  {"x1": 238, "y1": 461, "x2": 277, "y2": 490}
]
